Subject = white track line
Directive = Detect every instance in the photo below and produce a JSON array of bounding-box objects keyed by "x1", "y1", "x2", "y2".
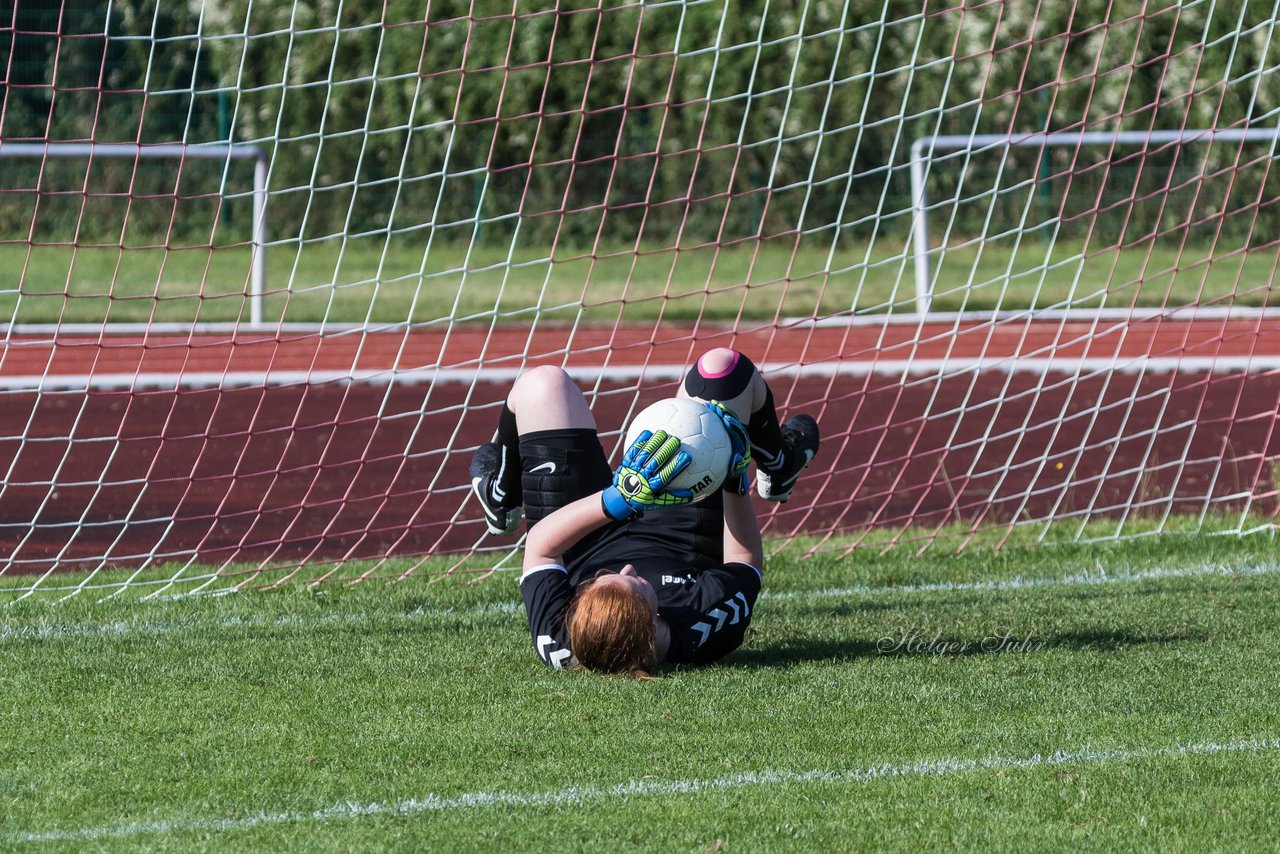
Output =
[
  {"x1": 3, "y1": 559, "x2": 1276, "y2": 642},
  {"x1": 10, "y1": 736, "x2": 1278, "y2": 844},
  {"x1": 2, "y1": 355, "x2": 1280, "y2": 391},
  {"x1": 6, "y1": 306, "x2": 1280, "y2": 336}
]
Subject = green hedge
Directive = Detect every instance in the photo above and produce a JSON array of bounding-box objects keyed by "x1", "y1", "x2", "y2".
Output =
[{"x1": 3, "y1": 0, "x2": 1277, "y2": 247}]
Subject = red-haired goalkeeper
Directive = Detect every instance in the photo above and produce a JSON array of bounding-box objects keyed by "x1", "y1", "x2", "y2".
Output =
[{"x1": 469, "y1": 349, "x2": 819, "y2": 677}]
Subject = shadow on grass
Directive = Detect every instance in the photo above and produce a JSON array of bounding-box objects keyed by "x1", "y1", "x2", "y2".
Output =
[{"x1": 723, "y1": 626, "x2": 1207, "y2": 671}]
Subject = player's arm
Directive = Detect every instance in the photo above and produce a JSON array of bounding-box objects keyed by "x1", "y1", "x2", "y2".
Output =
[
  {"x1": 522, "y1": 492, "x2": 612, "y2": 570},
  {"x1": 723, "y1": 490, "x2": 763, "y2": 570},
  {"x1": 523, "y1": 430, "x2": 695, "y2": 572},
  {"x1": 520, "y1": 564, "x2": 576, "y2": 668}
]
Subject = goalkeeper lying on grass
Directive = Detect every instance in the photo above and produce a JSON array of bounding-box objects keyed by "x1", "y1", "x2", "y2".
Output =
[{"x1": 470, "y1": 349, "x2": 819, "y2": 678}]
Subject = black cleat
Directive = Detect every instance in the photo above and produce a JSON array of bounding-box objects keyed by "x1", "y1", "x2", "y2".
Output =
[
  {"x1": 470, "y1": 442, "x2": 523, "y2": 536},
  {"x1": 755, "y1": 414, "x2": 819, "y2": 502}
]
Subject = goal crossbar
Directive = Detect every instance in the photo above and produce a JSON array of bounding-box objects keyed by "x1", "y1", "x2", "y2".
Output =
[
  {"x1": 0, "y1": 142, "x2": 270, "y2": 327},
  {"x1": 909, "y1": 128, "x2": 1280, "y2": 313}
]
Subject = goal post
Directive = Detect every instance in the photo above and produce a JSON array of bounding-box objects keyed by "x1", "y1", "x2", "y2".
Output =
[
  {"x1": 0, "y1": 142, "x2": 270, "y2": 327},
  {"x1": 909, "y1": 128, "x2": 1280, "y2": 314}
]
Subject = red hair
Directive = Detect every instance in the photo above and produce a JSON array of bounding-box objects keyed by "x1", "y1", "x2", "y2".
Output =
[{"x1": 565, "y1": 579, "x2": 657, "y2": 678}]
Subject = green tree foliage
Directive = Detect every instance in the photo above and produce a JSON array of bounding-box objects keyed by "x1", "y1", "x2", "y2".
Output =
[
  {"x1": 0, "y1": 0, "x2": 231, "y2": 241},
  {"x1": 2, "y1": 0, "x2": 1277, "y2": 246}
]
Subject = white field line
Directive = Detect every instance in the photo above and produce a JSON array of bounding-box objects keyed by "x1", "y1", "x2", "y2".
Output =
[
  {"x1": 3, "y1": 355, "x2": 1280, "y2": 391},
  {"x1": 0, "y1": 600, "x2": 524, "y2": 642},
  {"x1": 9, "y1": 736, "x2": 1279, "y2": 844},
  {"x1": 762, "y1": 559, "x2": 1280, "y2": 602},
  {"x1": 3, "y1": 559, "x2": 1277, "y2": 643}
]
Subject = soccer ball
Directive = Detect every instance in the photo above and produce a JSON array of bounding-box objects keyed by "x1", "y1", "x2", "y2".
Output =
[{"x1": 624, "y1": 397, "x2": 732, "y2": 502}]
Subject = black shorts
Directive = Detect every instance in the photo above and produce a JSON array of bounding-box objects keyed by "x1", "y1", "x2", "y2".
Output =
[{"x1": 518, "y1": 429, "x2": 613, "y2": 526}]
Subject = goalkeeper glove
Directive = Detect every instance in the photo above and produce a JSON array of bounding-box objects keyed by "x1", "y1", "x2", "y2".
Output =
[
  {"x1": 706, "y1": 400, "x2": 752, "y2": 496},
  {"x1": 601, "y1": 430, "x2": 694, "y2": 521}
]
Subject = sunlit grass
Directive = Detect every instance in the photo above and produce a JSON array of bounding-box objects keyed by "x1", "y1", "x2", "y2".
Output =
[
  {"x1": 3, "y1": 234, "x2": 1276, "y2": 325},
  {"x1": 1, "y1": 529, "x2": 1278, "y2": 848}
]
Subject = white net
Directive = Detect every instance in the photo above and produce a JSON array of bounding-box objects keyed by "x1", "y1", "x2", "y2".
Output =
[{"x1": 2, "y1": 0, "x2": 1279, "y2": 596}]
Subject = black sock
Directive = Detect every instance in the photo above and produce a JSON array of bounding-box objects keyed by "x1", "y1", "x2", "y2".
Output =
[
  {"x1": 497, "y1": 403, "x2": 520, "y2": 453},
  {"x1": 749, "y1": 386, "x2": 785, "y2": 471},
  {"x1": 494, "y1": 404, "x2": 523, "y2": 499}
]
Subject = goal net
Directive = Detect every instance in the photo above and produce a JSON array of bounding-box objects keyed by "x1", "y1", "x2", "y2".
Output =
[{"x1": 3, "y1": 1, "x2": 1279, "y2": 596}]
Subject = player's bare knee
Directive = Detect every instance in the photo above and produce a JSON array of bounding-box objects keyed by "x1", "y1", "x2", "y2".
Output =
[
  {"x1": 682, "y1": 349, "x2": 760, "y2": 415},
  {"x1": 509, "y1": 365, "x2": 595, "y2": 432},
  {"x1": 697, "y1": 348, "x2": 738, "y2": 376},
  {"x1": 509, "y1": 365, "x2": 574, "y2": 412}
]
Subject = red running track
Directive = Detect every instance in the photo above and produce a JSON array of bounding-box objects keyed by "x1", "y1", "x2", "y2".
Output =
[
  {"x1": 2, "y1": 319, "x2": 1280, "y2": 572},
  {"x1": 6, "y1": 317, "x2": 1280, "y2": 378}
]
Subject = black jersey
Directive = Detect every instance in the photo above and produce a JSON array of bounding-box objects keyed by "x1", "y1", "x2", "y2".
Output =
[
  {"x1": 520, "y1": 561, "x2": 761, "y2": 669},
  {"x1": 562, "y1": 493, "x2": 727, "y2": 579}
]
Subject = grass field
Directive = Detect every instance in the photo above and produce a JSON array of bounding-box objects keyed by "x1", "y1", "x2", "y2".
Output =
[
  {"x1": 3, "y1": 235, "x2": 1275, "y2": 325},
  {"x1": 3, "y1": 528, "x2": 1279, "y2": 849}
]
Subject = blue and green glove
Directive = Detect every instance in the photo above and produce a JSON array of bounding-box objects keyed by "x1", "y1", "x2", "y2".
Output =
[
  {"x1": 602, "y1": 430, "x2": 694, "y2": 521},
  {"x1": 706, "y1": 400, "x2": 752, "y2": 496}
]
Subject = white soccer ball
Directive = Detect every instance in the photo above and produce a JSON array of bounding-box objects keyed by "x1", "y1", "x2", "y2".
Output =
[{"x1": 623, "y1": 397, "x2": 732, "y2": 502}]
